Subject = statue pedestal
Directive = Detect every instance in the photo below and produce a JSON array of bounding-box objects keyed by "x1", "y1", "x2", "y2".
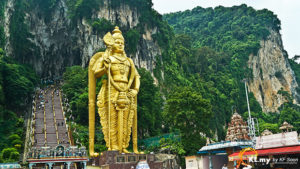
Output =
[{"x1": 88, "y1": 151, "x2": 163, "y2": 169}]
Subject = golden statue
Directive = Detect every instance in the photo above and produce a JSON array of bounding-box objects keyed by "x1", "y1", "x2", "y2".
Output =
[{"x1": 88, "y1": 26, "x2": 141, "y2": 157}]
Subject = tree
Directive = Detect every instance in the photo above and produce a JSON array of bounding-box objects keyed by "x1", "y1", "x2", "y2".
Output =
[
  {"x1": 137, "y1": 68, "x2": 163, "y2": 138},
  {"x1": 62, "y1": 66, "x2": 88, "y2": 101},
  {"x1": 1, "y1": 148, "x2": 19, "y2": 162},
  {"x1": 163, "y1": 86, "x2": 212, "y2": 154},
  {"x1": 279, "y1": 104, "x2": 300, "y2": 133},
  {"x1": 259, "y1": 122, "x2": 279, "y2": 134},
  {"x1": 62, "y1": 66, "x2": 90, "y2": 125},
  {"x1": 159, "y1": 138, "x2": 186, "y2": 167}
]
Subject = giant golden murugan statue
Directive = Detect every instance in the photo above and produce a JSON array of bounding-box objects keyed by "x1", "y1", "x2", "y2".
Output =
[{"x1": 88, "y1": 26, "x2": 140, "y2": 157}]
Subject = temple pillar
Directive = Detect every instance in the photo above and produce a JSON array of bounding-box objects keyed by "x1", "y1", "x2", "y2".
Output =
[
  {"x1": 233, "y1": 147, "x2": 237, "y2": 168},
  {"x1": 47, "y1": 163, "x2": 54, "y2": 169},
  {"x1": 209, "y1": 153, "x2": 213, "y2": 169},
  {"x1": 66, "y1": 162, "x2": 72, "y2": 169},
  {"x1": 29, "y1": 163, "x2": 35, "y2": 169},
  {"x1": 82, "y1": 162, "x2": 87, "y2": 169}
]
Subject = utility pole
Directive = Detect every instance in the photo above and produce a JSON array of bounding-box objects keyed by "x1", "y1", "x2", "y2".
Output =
[{"x1": 243, "y1": 79, "x2": 259, "y2": 144}]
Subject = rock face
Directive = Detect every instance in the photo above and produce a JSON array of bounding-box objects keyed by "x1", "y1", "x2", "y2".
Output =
[
  {"x1": 247, "y1": 30, "x2": 299, "y2": 112},
  {"x1": 3, "y1": 0, "x2": 161, "y2": 77},
  {"x1": 3, "y1": 0, "x2": 14, "y2": 57}
]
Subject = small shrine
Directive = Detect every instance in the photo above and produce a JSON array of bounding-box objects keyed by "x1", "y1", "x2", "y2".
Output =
[
  {"x1": 225, "y1": 112, "x2": 250, "y2": 141},
  {"x1": 261, "y1": 129, "x2": 273, "y2": 136},
  {"x1": 279, "y1": 121, "x2": 294, "y2": 132}
]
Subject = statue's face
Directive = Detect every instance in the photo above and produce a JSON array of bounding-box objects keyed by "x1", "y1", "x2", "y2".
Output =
[{"x1": 112, "y1": 39, "x2": 124, "y2": 54}]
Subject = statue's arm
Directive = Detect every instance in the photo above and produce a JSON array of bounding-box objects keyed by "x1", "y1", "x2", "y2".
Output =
[
  {"x1": 129, "y1": 58, "x2": 140, "y2": 92},
  {"x1": 91, "y1": 53, "x2": 106, "y2": 78},
  {"x1": 133, "y1": 69, "x2": 140, "y2": 92}
]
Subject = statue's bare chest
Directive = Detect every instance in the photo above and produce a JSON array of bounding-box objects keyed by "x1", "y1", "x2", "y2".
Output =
[{"x1": 109, "y1": 56, "x2": 131, "y2": 79}]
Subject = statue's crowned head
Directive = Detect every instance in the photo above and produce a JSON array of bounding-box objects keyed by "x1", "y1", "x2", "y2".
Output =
[
  {"x1": 103, "y1": 26, "x2": 125, "y2": 54},
  {"x1": 112, "y1": 26, "x2": 124, "y2": 41},
  {"x1": 111, "y1": 26, "x2": 125, "y2": 54}
]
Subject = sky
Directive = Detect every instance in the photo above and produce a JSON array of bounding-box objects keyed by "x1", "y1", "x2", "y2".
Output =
[{"x1": 152, "y1": 0, "x2": 300, "y2": 58}]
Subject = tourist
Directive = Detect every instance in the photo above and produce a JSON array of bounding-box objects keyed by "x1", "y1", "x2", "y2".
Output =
[
  {"x1": 243, "y1": 165, "x2": 252, "y2": 169},
  {"x1": 222, "y1": 164, "x2": 228, "y2": 169}
]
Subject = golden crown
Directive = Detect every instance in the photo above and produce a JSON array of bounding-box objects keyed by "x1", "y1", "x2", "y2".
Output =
[{"x1": 112, "y1": 26, "x2": 124, "y2": 41}]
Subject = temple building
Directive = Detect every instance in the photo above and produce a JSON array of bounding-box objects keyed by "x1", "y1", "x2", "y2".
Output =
[
  {"x1": 229, "y1": 121, "x2": 300, "y2": 169},
  {"x1": 186, "y1": 112, "x2": 253, "y2": 169},
  {"x1": 225, "y1": 112, "x2": 250, "y2": 141},
  {"x1": 279, "y1": 121, "x2": 294, "y2": 132},
  {"x1": 190, "y1": 114, "x2": 300, "y2": 169}
]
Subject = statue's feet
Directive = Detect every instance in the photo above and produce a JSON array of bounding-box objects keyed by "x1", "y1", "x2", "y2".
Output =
[
  {"x1": 133, "y1": 149, "x2": 144, "y2": 154},
  {"x1": 122, "y1": 149, "x2": 131, "y2": 153},
  {"x1": 111, "y1": 145, "x2": 119, "y2": 151},
  {"x1": 90, "y1": 152, "x2": 99, "y2": 157}
]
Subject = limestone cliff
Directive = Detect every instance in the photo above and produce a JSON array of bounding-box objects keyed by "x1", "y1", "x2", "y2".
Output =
[
  {"x1": 3, "y1": 0, "x2": 161, "y2": 77},
  {"x1": 247, "y1": 30, "x2": 299, "y2": 112}
]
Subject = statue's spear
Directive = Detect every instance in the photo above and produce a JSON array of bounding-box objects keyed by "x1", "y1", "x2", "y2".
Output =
[
  {"x1": 108, "y1": 62, "x2": 111, "y2": 150},
  {"x1": 103, "y1": 32, "x2": 114, "y2": 150}
]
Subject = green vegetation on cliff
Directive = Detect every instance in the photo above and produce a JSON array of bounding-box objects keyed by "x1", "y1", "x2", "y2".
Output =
[
  {"x1": 0, "y1": 49, "x2": 37, "y2": 162},
  {"x1": 0, "y1": 2, "x2": 39, "y2": 161},
  {"x1": 289, "y1": 56, "x2": 300, "y2": 95},
  {"x1": 66, "y1": 0, "x2": 102, "y2": 20},
  {"x1": 164, "y1": 7, "x2": 300, "y2": 150},
  {"x1": 163, "y1": 4, "x2": 300, "y2": 136},
  {"x1": 163, "y1": 4, "x2": 281, "y2": 86}
]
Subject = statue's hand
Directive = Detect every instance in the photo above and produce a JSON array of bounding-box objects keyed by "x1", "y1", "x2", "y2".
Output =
[
  {"x1": 104, "y1": 57, "x2": 111, "y2": 63},
  {"x1": 104, "y1": 57, "x2": 111, "y2": 68},
  {"x1": 128, "y1": 89, "x2": 138, "y2": 98}
]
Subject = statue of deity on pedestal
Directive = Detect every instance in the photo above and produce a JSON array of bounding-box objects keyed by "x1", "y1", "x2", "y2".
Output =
[{"x1": 88, "y1": 26, "x2": 141, "y2": 157}]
